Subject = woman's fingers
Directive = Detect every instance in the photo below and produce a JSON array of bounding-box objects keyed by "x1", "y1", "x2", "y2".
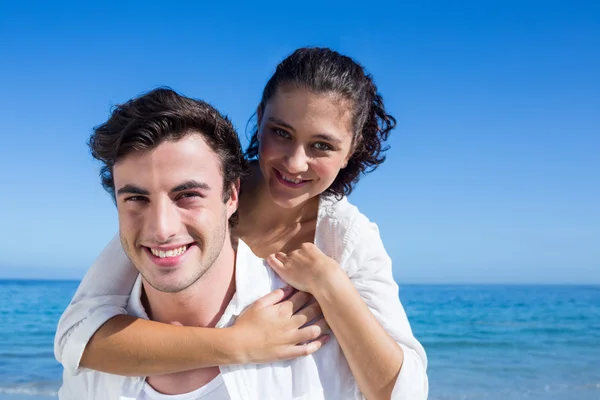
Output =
[
  {"x1": 254, "y1": 285, "x2": 294, "y2": 308},
  {"x1": 285, "y1": 290, "x2": 313, "y2": 314},
  {"x1": 292, "y1": 300, "x2": 322, "y2": 327},
  {"x1": 280, "y1": 332, "x2": 331, "y2": 360},
  {"x1": 266, "y1": 253, "x2": 286, "y2": 270},
  {"x1": 294, "y1": 317, "x2": 330, "y2": 344}
]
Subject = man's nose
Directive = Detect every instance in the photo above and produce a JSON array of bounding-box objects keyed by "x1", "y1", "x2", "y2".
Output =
[{"x1": 147, "y1": 200, "x2": 180, "y2": 243}]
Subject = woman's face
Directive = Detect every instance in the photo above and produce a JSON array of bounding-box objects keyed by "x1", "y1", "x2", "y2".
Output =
[{"x1": 257, "y1": 87, "x2": 354, "y2": 209}]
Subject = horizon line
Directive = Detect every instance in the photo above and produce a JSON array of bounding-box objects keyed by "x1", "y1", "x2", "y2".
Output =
[{"x1": 0, "y1": 278, "x2": 598, "y2": 287}]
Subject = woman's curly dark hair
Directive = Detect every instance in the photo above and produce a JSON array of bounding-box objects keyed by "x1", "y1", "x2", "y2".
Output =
[{"x1": 245, "y1": 47, "x2": 396, "y2": 198}]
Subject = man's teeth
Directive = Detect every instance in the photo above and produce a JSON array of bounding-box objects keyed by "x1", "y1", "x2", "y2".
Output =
[
  {"x1": 281, "y1": 174, "x2": 302, "y2": 184},
  {"x1": 150, "y1": 245, "x2": 188, "y2": 258}
]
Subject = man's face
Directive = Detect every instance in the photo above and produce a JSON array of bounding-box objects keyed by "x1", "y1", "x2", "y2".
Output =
[{"x1": 113, "y1": 134, "x2": 238, "y2": 293}]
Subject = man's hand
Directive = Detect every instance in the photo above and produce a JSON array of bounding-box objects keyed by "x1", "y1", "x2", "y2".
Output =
[{"x1": 231, "y1": 286, "x2": 330, "y2": 364}]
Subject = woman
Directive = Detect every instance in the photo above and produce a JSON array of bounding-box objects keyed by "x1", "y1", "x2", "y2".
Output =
[{"x1": 55, "y1": 47, "x2": 428, "y2": 399}]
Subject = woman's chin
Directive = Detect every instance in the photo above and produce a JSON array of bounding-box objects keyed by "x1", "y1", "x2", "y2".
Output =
[{"x1": 268, "y1": 188, "x2": 311, "y2": 209}]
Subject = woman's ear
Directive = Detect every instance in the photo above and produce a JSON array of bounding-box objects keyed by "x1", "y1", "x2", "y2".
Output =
[{"x1": 256, "y1": 107, "x2": 263, "y2": 127}]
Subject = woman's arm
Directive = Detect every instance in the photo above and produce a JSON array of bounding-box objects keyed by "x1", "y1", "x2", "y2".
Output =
[
  {"x1": 78, "y1": 288, "x2": 328, "y2": 376},
  {"x1": 311, "y1": 269, "x2": 405, "y2": 400},
  {"x1": 267, "y1": 225, "x2": 428, "y2": 400},
  {"x1": 55, "y1": 234, "x2": 138, "y2": 374},
  {"x1": 56, "y1": 234, "x2": 329, "y2": 376},
  {"x1": 341, "y1": 223, "x2": 428, "y2": 400}
]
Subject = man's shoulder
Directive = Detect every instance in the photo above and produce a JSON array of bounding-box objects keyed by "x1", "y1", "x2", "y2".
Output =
[{"x1": 231, "y1": 240, "x2": 284, "y2": 313}]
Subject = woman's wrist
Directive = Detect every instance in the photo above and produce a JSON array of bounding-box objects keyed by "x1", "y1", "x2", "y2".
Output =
[
  {"x1": 189, "y1": 326, "x2": 245, "y2": 366},
  {"x1": 310, "y1": 266, "x2": 351, "y2": 303}
]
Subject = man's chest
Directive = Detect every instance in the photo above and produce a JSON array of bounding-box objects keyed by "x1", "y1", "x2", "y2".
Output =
[{"x1": 145, "y1": 367, "x2": 221, "y2": 396}]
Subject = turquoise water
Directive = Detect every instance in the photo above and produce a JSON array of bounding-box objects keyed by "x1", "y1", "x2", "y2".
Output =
[{"x1": 0, "y1": 280, "x2": 599, "y2": 399}]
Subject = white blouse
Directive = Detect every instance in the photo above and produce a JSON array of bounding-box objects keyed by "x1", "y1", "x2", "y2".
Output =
[{"x1": 54, "y1": 196, "x2": 428, "y2": 399}]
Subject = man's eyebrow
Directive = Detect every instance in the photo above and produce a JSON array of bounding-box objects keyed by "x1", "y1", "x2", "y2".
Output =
[
  {"x1": 117, "y1": 185, "x2": 149, "y2": 196},
  {"x1": 171, "y1": 180, "x2": 211, "y2": 193}
]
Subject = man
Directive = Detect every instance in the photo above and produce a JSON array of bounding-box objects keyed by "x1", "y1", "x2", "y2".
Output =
[{"x1": 59, "y1": 88, "x2": 359, "y2": 399}]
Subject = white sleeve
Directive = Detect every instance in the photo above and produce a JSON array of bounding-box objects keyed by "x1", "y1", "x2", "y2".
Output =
[
  {"x1": 54, "y1": 233, "x2": 139, "y2": 375},
  {"x1": 344, "y1": 219, "x2": 429, "y2": 400},
  {"x1": 58, "y1": 368, "x2": 90, "y2": 399}
]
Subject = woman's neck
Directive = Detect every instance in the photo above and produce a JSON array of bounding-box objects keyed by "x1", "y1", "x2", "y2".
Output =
[{"x1": 235, "y1": 161, "x2": 320, "y2": 257}]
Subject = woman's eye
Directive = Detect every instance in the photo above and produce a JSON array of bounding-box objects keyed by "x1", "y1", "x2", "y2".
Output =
[
  {"x1": 313, "y1": 142, "x2": 333, "y2": 151},
  {"x1": 273, "y1": 128, "x2": 291, "y2": 139}
]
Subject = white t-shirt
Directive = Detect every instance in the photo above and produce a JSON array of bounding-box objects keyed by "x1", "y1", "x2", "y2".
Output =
[{"x1": 139, "y1": 374, "x2": 229, "y2": 400}]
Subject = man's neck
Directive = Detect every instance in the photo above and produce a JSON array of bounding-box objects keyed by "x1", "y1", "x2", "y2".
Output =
[{"x1": 141, "y1": 243, "x2": 237, "y2": 328}]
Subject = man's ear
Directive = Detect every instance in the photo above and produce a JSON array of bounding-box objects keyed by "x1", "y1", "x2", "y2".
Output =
[{"x1": 226, "y1": 178, "x2": 240, "y2": 219}]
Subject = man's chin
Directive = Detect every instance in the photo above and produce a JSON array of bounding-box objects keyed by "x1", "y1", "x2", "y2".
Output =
[
  {"x1": 144, "y1": 278, "x2": 187, "y2": 294},
  {"x1": 142, "y1": 269, "x2": 202, "y2": 294}
]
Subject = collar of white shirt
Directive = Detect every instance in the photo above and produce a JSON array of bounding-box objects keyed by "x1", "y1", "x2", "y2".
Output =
[
  {"x1": 119, "y1": 239, "x2": 279, "y2": 398},
  {"x1": 126, "y1": 239, "x2": 273, "y2": 323}
]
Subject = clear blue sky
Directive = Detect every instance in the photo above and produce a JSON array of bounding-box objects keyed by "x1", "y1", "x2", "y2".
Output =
[{"x1": 1, "y1": 1, "x2": 598, "y2": 284}]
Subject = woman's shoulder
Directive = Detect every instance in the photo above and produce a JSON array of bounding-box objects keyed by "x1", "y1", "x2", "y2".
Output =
[
  {"x1": 319, "y1": 194, "x2": 373, "y2": 227},
  {"x1": 316, "y1": 195, "x2": 378, "y2": 264}
]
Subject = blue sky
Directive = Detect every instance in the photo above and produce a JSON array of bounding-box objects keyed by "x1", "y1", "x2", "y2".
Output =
[{"x1": 0, "y1": 1, "x2": 598, "y2": 283}]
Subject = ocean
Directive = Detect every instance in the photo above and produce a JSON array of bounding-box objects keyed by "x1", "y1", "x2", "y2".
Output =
[{"x1": 0, "y1": 280, "x2": 598, "y2": 399}]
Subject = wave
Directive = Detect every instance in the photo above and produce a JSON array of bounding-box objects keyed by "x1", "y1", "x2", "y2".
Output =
[
  {"x1": 0, "y1": 352, "x2": 56, "y2": 359},
  {"x1": 430, "y1": 381, "x2": 600, "y2": 400},
  {"x1": 0, "y1": 382, "x2": 59, "y2": 397}
]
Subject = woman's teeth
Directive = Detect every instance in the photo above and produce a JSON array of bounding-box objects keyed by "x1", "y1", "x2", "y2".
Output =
[
  {"x1": 150, "y1": 245, "x2": 188, "y2": 258},
  {"x1": 281, "y1": 174, "x2": 302, "y2": 184}
]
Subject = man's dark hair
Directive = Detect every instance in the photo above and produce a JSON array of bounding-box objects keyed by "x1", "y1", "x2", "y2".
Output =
[
  {"x1": 89, "y1": 87, "x2": 247, "y2": 226},
  {"x1": 246, "y1": 47, "x2": 396, "y2": 198}
]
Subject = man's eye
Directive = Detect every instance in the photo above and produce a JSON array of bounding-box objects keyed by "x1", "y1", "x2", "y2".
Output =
[
  {"x1": 313, "y1": 142, "x2": 333, "y2": 151},
  {"x1": 176, "y1": 192, "x2": 202, "y2": 201},
  {"x1": 124, "y1": 196, "x2": 148, "y2": 202}
]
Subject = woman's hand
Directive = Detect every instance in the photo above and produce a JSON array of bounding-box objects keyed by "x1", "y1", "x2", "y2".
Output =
[
  {"x1": 266, "y1": 243, "x2": 342, "y2": 294},
  {"x1": 231, "y1": 285, "x2": 330, "y2": 364}
]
